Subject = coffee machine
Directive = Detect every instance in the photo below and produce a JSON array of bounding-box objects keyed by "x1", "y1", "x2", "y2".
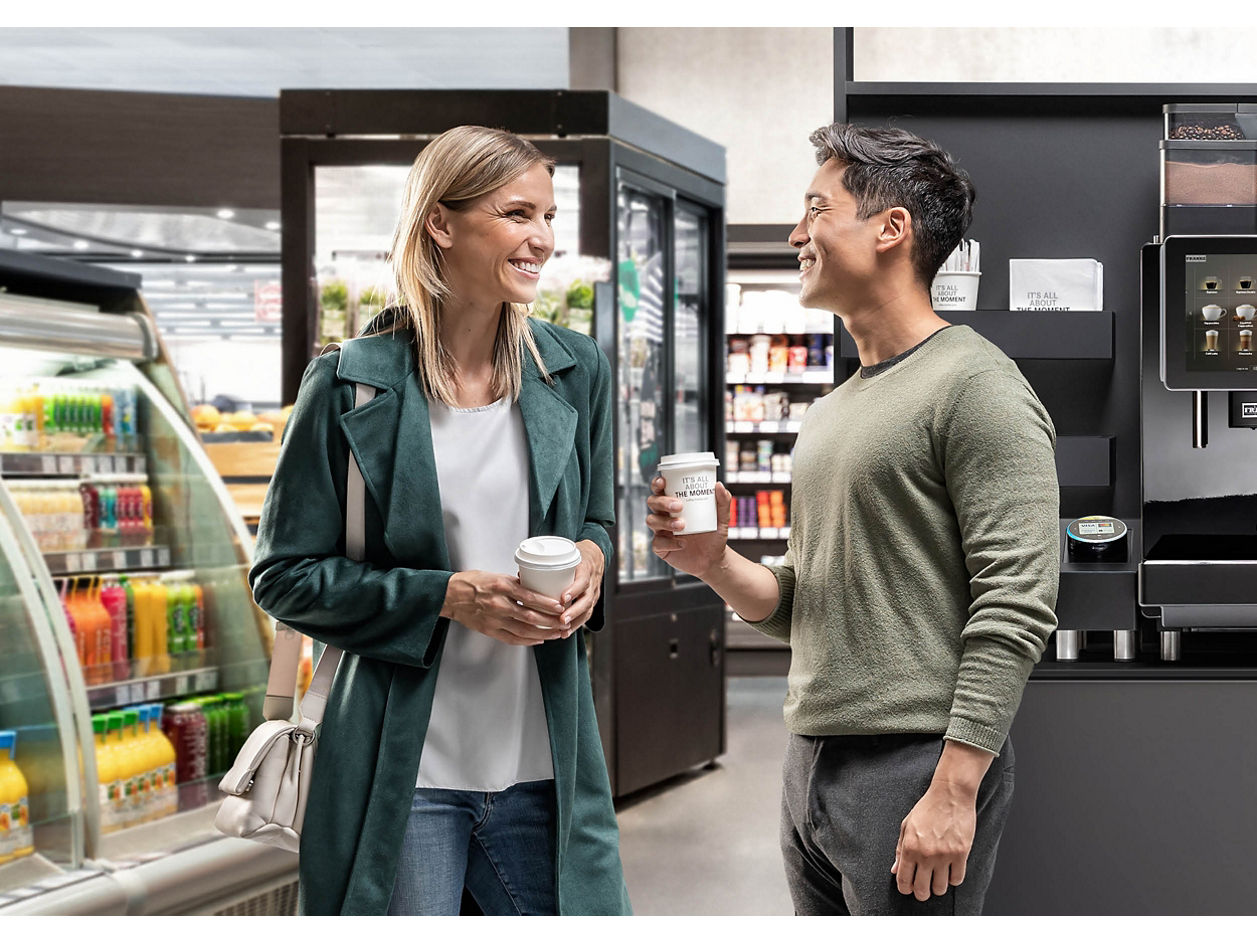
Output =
[{"x1": 1140, "y1": 234, "x2": 1257, "y2": 660}]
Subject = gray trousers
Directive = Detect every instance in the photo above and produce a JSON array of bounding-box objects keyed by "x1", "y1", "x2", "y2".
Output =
[{"x1": 780, "y1": 732, "x2": 1015, "y2": 915}]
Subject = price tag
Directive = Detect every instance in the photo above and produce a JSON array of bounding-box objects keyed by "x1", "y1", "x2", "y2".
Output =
[
  {"x1": 781, "y1": 526, "x2": 791, "y2": 539},
  {"x1": 140, "y1": 549, "x2": 154, "y2": 569},
  {"x1": 175, "y1": 675, "x2": 190, "y2": 695},
  {"x1": 112, "y1": 551, "x2": 126, "y2": 570},
  {"x1": 41, "y1": 455, "x2": 57, "y2": 474},
  {"x1": 64, "y1": 553, "x2": 81, "y2": 574},
  {"x1": 158, "y1": 547, "x2": 171, "y2": 566},
  {"x1": 761, "y1": 421, "x2": 779, "y2": 433},
  {"x1": 83, "y1": 552, "x2": 98, "y2": 572},
  {"x1": 128, "y1": 683, "x2": 144, "y2": 704},
  {"x1": 752, "y1": 472, "x2": 772, "y2": 483},
  {"x1": 146, "y1": 680, "x2": 160, "y2": 699},
  {"x1": 732, "y1": 422, "x2": 753, "y2": 433},
  {"x1": 772, "y1": 473, "x2": 791, "y2": 484},
  {"x1": 135, "y1": 457, "x2": 147, "y2": 475},
  {"x1": 197, "y1": 671, "x2": 216, "y2": 692},
  {"x1": 58, "y1": 455, "x2": 76, "y2": 475},
  {"x1": 761, "y1": 527, "x2": 780, "y2": 540},
  {"x1": 101, "y1": 456, "x2": 116, "y2": 474}
]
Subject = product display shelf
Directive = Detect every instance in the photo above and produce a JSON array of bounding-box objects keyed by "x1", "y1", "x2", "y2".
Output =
[{"x1": 0, "y1": 253, "x2": 294, "y2": 914}]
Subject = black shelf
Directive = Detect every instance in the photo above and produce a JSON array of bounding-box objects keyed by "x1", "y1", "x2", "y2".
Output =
[
  {"x1": 44, "y1": 545, "x2": 172, "y2": 576},
  {"x1": 837, "y1": 311, "x2": 1113, "y2": 361},
  {"x1": 0, "y1": 452, "x2": 148, "y2": 477}
]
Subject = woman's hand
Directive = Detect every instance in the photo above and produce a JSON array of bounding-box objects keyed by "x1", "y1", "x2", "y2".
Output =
[
  {"x1": 441, "y1": 570, "x2": 567, "y2": 646},
  {"x1": 646, "y1": 476, "x2": 732, "y2": 580},
  {"x1": 554, "y1": 540, "x2": 606, "y2": 638}
]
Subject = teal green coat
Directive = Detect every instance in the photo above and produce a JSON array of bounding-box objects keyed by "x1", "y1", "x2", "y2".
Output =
[{"x1": 248, "y1": 319, "x2": 631, "y2": 915}]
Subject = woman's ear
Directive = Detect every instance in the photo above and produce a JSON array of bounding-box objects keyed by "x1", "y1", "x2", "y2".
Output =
[{"x1": 425, "y1": 203, "x2": 456, "y2": 251}]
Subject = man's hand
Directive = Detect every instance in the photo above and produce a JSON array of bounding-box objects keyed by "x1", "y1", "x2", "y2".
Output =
[{"x1": 891, "y1": 740, "x2": 994, "y2": 900}]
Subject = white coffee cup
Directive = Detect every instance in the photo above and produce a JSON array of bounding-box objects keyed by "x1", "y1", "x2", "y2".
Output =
[
  {"x1": 515, "y1": 536, "x2": 581, "y2": 600},
  {"x1": 1203, "y1": 304, "x2": 1226, "y2": 322},
  {"x1": 658, "y1": 451, "x2": 721, "y2": 535},
  {"x1": 1237, "y1": 304, "x2": 1256, "y2": 322}
]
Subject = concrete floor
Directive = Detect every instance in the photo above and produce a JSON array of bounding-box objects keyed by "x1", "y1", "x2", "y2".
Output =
[{"x1": 615, "y1": 676, "x2": 794, "y2": 916}]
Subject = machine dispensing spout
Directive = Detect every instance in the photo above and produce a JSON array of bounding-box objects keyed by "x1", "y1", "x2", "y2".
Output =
[{"x1": 1193, "y1": 390, "x2": 1208, "y2": 448}]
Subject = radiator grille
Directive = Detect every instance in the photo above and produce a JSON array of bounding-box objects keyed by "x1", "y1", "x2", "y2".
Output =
[{"x1": 214, "y1": 880, "x2": 298, "y2": 916}]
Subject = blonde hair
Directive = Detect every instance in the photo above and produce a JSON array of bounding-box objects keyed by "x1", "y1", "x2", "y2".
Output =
[{"x1": 387, "y1": 125, "x2": 555, "y2": 405}]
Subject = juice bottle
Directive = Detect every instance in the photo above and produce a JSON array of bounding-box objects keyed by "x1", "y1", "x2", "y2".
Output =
[
  {"x1": 138, "y1": 706, "x2": 163, "y2": 823},
  {"x1": 131, "y1": 578, "x2": 153, "y2": 677},
  {"x1": 79, "y1": 479, "x2": 100, "y2": 549},
  {"x1": 149, "y1": 704, "x2": 177, "y2": 818},
  {"x1": 31, "y1": 384, "x2": 46, "y2": 451},
  {"x1": 100, "y1": 578, "x2": 130, "y2": 682},
  {"x1": 0, "y1": 387, "x2": 26, "y2": 452},
  {"x1": 222, "y1": 691, "x2": 250, "y2": 759},
  {"x1": 0, "y1": 730, "x2": 34, "y2": 861},
  {"x1": 92, "y1": 714, "x2": 119, "y2": 834},
  {"x1": 17, "y1": 388, "x2": 38, "y2": 451},
  {"x1": 66, "y1": 483, "x2": 87, "y2": 551},
  {"x1": 90, "y1": 577, "x2": 112, "y2": 686},
  {"x1": 149, "y1": 579, "x2": 170, "y2": 675},
  {"x1": 105, "y1": 713, "x2": 127, "y2": 828},
  {"x1": 119, "y1": 575, "x2": 137, "y2": 677},
  {"x1": 119, "y1": 710, "x2": 146, "y2": 826},
  {"x1": 138, "y1": 481, "x2": 154, "y2": 545},
  {"x1": 190, "y1": 581, "x2": 205, "y2": 663},
  {"x1": 98, "y1": 479, "x2": 118, "y2": 547}
]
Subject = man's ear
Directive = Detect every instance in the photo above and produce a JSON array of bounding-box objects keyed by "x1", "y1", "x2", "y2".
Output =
[
  {"x1": 876, "y1": 207, "x2": 911, "y2": 254},
  {"x1": 425, "y1": 203, "x2": 456, "y2": 250}
]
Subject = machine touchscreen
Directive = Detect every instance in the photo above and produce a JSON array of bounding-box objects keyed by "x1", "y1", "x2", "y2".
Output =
[{"x1": 1162, "y1": 235, "x2": 1257, "y2": 390}]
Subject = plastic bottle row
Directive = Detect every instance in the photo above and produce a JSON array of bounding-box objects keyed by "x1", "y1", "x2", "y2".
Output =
[
  {"x1": 0, "y1": 729, "x2": 33, "y2": 865},
  {"x1": 0, "y1": 381, "x2": 140, "y2": 453},
  {"x1": 5, "y1": 475, "x2": 155, "y2": 552},
  {"x1": 730, "y1": 491, "x2": 788, "y2": 530},
  {"x1": 92, "y1": 705, "x2": 177, "y2": 832},
  {"x1": 61, "y1": 572, "x2": 209, "y2": 685}
]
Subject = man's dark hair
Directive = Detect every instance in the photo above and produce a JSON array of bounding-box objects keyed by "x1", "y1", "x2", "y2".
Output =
[{"x1": 809, "y1": 123, "x2": 976, "y2": 288}]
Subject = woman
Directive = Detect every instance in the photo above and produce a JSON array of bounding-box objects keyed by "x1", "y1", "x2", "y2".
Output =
[{"x1": 249, "y1": 125, "x2": 630, "y2": 916}]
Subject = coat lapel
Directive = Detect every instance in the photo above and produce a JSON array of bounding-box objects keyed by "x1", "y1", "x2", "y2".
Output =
[{"x1": 518, "y1": 370, "x2": 579, "y2": 533}]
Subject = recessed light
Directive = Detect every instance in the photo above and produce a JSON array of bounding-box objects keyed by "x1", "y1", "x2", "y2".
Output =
[
  {"x1": 130, "y1": 249, "x2": 144, "y2": 258},
  {"x1": 185, "y1": 254, "x2": 197, "y2": 263},
  {"x1": 9, "y1": 228, "x2": 28, "y2": 236},
  {"x1": 216, "y1": 208, "x2": 235, "y2": 220},
  {"x1": 265, "y1": 221, "x2": 281, "y2": 231},
  {"x1": 73, "y1": 240, "x2": 90, "y2": 250}
]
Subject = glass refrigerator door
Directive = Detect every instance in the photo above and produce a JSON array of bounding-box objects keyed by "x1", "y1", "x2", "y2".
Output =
[
  {"x1": 616, "y1": 183, "x2": 673, "y2": 583},
  {"x1": 673, "y1": 203, "x2": 710, "y2": 459},
  {"x1": 1, "y1": 342, "x2": 271, "y2": 861}
]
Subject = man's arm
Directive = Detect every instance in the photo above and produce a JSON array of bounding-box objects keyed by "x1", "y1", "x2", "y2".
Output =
[{"x1": 895, "y1": 367, "x2": 1060, "y2": 898}]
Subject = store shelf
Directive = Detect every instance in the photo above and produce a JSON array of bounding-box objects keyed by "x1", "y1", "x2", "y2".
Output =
[
  {"x1": 726, "y1": 471, "x2": 791, "y2": 485},
  {"x1": 0, "y1": 452, "x2": 148, "y2": 477},
  {"x1": 729, "y1": 526, "x2": 790, "y2": 541},
  {"x1": 836, "y1": 311, "x2": 1114, "y2": 361},
  {"x1": 726, "y1": 369, "x2": 834, "y2": 385},
  {"x1": 42, "y1": 544, "x2": 171, "y2": 576},
  {"x1": 85, "y1": 665, "x2": 220, "y2": 712},
  {"x1": 727, "y1": 420, "x2": 803, "y2": 435}
]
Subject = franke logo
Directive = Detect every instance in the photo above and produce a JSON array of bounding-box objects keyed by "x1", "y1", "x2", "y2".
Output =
[
  {"x1": 1187, "y1": 255, "x2": 1208, "y2": 262},
  {"x1": 1244, "y1": 403, "x2": 1257, "y2": 419}
]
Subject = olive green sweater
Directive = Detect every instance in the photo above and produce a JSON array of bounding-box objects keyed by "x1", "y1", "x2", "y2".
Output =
[{"x1": 747, "y1": 325, "x2": 1060, "y2": 754}]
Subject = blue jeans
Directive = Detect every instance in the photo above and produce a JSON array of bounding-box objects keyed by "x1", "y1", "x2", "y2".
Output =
[{"x1": 387, "y1": 779, "x2": 558, "y2": 916}]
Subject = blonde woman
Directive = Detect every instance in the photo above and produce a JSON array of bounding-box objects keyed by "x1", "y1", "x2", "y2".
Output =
[{"x1": 250, "y1": 126, "x2": 629, "y2": 916}]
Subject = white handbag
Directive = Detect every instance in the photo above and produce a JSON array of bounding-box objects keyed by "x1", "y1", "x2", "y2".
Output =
[{"x1": 214, "y1": 380, "x2": 375, "y2": 852}]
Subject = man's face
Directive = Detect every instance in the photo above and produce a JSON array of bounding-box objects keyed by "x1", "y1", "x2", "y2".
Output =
[{"x1": 788, "y1": 159, "x2": 884, "y2": 314}]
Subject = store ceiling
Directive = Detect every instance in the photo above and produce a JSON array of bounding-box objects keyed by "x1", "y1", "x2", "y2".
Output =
[{"x1": 0, "y1": 27, "x2": 570, "y2": 97}]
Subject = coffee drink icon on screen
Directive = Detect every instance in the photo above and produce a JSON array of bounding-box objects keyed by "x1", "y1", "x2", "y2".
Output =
[
  {"x1": 1205, "y1": 330, "x2": 1220, "y2": 352},
  {"x1": 1202, "y1": 304, "x2": 1226, "y2": 322},
  {"x1": 1236, "y1": 304, "x2": 1256, "y2": 323},
  {"x1": 1241, "y1": 330, "x2": 1253, "y2": 352},
  {"x1": 1204, "y1": 274, "x2": 1221, "y2": 291},
  {"x1": 1241, "y1": 275, "x2": 1254, "y2": 290}
]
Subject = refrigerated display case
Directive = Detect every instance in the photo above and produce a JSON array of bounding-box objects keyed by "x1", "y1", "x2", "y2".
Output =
[
  {"x1": 0, "y1": 250, "x2": 296, "y2": 914},
  {"x1": 280, "y1": 90, "x2": 727, "y2": 797}
]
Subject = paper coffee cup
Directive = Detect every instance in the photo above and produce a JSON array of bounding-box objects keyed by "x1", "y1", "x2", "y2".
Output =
[
  {"x1": 657, "y1": 451, "x2": 721, "y2": 535},
  {"x1": 515, "y1": 536, "x2": 581, "y2": 600}
]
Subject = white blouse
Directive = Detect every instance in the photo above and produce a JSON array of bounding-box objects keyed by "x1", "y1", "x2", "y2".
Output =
[{"x1": 416, "y1": 395, "x2": 554, "y2": 791}]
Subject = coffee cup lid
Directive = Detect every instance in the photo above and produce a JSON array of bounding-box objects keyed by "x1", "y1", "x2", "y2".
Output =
[
  {"x1": 515, "y1": 536, "x2": 581, "y2": 570},
  {"x1": 657, "y1": 451, "x2": 720, "y2": 469}
]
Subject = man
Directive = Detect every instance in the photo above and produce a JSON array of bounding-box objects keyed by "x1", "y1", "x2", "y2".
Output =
[{"x1": 645, "y1": 123, "x2": 1059, "y2": 915}]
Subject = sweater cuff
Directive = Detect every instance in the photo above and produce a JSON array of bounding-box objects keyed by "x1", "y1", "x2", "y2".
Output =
[
  {"x1": 742, "y1": 564, "x2": 795, "y2": 642},
  {"x1": 943, "y1": 717, "x2": 1004, "y2": 755}
]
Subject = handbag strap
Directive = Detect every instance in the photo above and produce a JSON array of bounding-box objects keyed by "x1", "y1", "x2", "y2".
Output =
[{"x1": 262, "y1": 375, "x2": 376, "y2": 722}]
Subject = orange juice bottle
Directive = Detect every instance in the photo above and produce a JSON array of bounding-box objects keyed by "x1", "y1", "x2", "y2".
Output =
[
  {"x1": 92, "y1": 714, "x2": 120, "y2": 834},
  {"x1": 148, "y1": 704, "x2": 177, "y2": 818},
  {"x1": 105, "y1": 713, "x2": 127, "y2": 828},
  {"x1": 149, "y1": 580, "x2": 170, "y2": 675},
  {"x1": 139, "y1": 706, "x2": 164, "y2": 822},
  {"x1": 119, "y1": 710, "x2": 145, "y2": 827},
  {"x1": 0, "y1": 730, "x2": 34, "y2": 860},
  {"x1": 131, "y1": 579, "x2": 154, "y2": 678}
]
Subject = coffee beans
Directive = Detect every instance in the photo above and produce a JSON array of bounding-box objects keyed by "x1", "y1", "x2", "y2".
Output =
[{"x1": 1170, "y1": 123, "x2": 1245, "y2": 141}]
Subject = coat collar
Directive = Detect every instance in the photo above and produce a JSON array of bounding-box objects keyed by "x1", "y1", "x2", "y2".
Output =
[{"x1": 336, "y1": 319, "x2": 581, "y2": 565}]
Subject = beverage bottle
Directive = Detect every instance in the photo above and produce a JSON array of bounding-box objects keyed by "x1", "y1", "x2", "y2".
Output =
[
  {"x1": 137, "y1": 706, "x2": 161, "y2": 823},
  {"x1": 149, "y1": 704, "x2": 177, "y2": 817},
  {"x1": 179, "y1": 582, "x2": 197, "y2": 667},
  {"x1": 101, "y1": 578, "x2": 130, "y2": 682},
  {"x1": 149, "y1": 579, "x2": 169, "y2": 675},
  {"x1": 89, "y1": 391, "x2": 103, "y2": 441},
  {"x1": 18, "y1": 388, "x2": 37, "y2": 451},
  {"x1": 163, "y1": 701, "x2": 208, "y2": 810},
  {"x1": 138, "y1": 482, "x2": 154, "y2": 545},
  {"x1": 119, "y1": 710, "x2": 145, "y2": 826},
  {"x1": 0, "y1": 387, "x2": 25, "y2": 453},
  {"x1": 100, "y1": 392, "x2": 114, "y2": 448},
  {"x1": 191, "y1": 581, "x2": 206, "y2": 657},
  {"x1": 131, "y1": 578, "x2": 153, "y2": 677},
  {"x1": 66, "y1": 483, "x2": 87, "y2": 552},
  {"x1": 79, "y1": 479, "x2": 100, "y2": 549},
  {"x1": 105, "y1": 713, "x2": 127, "y2": 828},
  {"x1": 99, "y1": 479, "x2": 118, "y2": 546},
  {"x1": 223, "y1": 691, "x2": 250, "y2": 758},
  {"x1": 92, "y1": 714, "x2": 119, "y2": 834},
  {"x1": 0, "y1": 730, "x2": 34, "y2": 861},
  {"x1": 164, "y1": 578, "x2": 182, "y2": 669},
  {"x1": 90, "y1": 577, "x2": 112, "y2": 686},
  {"x1": 119, "y1": 575, "x2": 136, "y2": 677},
  {"x1": 30, "y1": 385, "x2": 46, "y2": 451}
]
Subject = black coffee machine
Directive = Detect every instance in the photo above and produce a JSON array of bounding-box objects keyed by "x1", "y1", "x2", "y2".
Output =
[{"x1": 1140, "y1": 234, "x2": 1257, "y2": 660}]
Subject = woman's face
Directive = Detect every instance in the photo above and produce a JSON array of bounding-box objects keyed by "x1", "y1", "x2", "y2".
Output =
[{"x1": 432, "y1": 161, "x2": 557, "y2": 310}]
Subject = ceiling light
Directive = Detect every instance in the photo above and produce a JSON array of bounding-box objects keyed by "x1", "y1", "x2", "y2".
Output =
[
  {"x1": 265, "y1": 221, "x2": 281, "y2": 231},
  {"x1": 185, "y1": 254, "x2": 197, "y2": 263},
  {"x1": 130, "y1": 249, "x2": 144, "y2": 258},
  {"x1": 9, "y1": 228, "x2": 28, "y2": 236},
  {"x1": 216, "y1": 208, "x2": 236, "y2": 220},
  {"x1": 73, "y1": 240, "x2": 90, "y2": 250}
]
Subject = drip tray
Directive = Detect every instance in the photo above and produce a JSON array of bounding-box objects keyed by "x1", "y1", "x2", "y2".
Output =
[{"x1": 1142, "y1": 535, "x2": 1257, "y2": 615}]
